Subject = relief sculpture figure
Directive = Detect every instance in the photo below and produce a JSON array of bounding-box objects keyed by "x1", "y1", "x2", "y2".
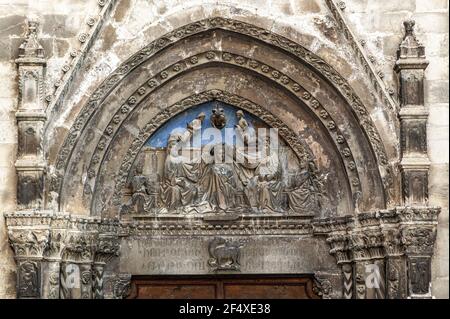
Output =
[
  {"x1": 200, "y1": 145, "x2": 237, "y2": 212},
  {"x1": 121, "y1": 160, "x2": 152, "y2": 214},
  {"x1": 255, "y1": 137, "x2": 282, "y2": 212},
  {"x1": 286, "y1": 161, "x2": 323, "y2": 213},
  {"x1": 208, "y1": 237, "x2": 243, "y2": 271},
  {"x1": 160, "y1": 114, "x2": 205, "y2": 213}
]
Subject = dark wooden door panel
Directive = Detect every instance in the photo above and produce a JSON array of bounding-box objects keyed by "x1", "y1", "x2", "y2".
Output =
[
  {"x1": 223, "y1": 284, "x2": 309, "y2": 299},
  {"x1": 129, "y1": 276, "x2": 319, "y2": 299},
  {"x1": 134, "y1": 282, "x2": 218, "y2": 299}
]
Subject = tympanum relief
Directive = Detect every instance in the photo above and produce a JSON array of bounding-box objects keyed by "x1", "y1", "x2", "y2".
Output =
[{"x1": 120, "y1": 101, "x2": 324, "y2": 217}]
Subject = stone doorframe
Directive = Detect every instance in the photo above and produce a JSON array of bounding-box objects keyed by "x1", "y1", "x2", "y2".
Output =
[{"x1": 5, "y1": 17, "x2": 440, "y2": 299}]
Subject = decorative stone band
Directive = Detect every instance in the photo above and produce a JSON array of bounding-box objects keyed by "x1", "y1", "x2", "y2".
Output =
[{"x1": 5, "y1": 212, "x2": 120, "y2": 263}]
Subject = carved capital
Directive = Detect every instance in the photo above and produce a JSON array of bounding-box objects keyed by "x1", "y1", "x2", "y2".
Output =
[
  {"x1": 94, "y1": 234, "x2": 120, "y2": 264},
  {"x1": 62, "y1": 231, "x2": 97, "y2": 263},
  {"x1": 349, "y1": 231, "x2": 385, "y2": 261},
  {"x1": 8, "y1": 228, "x2": 49, "y2": 259},
  {"x1": 326, "y1": 234, "x2": 351, "y2": 264}
]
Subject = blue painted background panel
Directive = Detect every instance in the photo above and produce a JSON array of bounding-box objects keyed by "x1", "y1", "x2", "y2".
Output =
[{"x1": 146, "y1": 101, "x2": 266, "y2": 147}]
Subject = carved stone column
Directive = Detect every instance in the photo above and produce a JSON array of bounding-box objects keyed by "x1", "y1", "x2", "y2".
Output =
[
  {"x1": 41, "y1": 215, "x2": 70, "y2": 299},
  {"x1": 313, "y1": 216, "x2": 354, "y2": 299},
  {"x1": 5, "y1": 213, "x2": 51, "y2": 298},
  {"x1": 398, "y1": 207, "x2": 439, "y2": 298},
  {"x1": 15, "y1": 19, "x2": 47, "y2": 210},
  {"x1": 60, "y1": 219, "x2": 98, "y2": 299},
  {"x1": 92, "y1": 222, "x2": 120, "y2": 299},
  {"x1": 395, "y1": 20, "x2": 430, "y2": 205},
  {"x1": 380, "y1": 210, "x2": 408, "y2": 299},
  {"x1": 350, "y1": 233, "x2": 385, "y2": 299}
]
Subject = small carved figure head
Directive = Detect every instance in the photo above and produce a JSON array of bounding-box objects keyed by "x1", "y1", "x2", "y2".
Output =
[{"x1": 197, "y1": 112, "x2": 206, "y2": 121}]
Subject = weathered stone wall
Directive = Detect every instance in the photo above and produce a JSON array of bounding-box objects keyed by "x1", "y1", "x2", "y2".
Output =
[{"x1": 0, "y1": 0, "x2": 448, "y2": 298}]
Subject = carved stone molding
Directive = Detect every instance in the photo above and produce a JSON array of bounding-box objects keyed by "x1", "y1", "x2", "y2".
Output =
[
  {"x1": 313, "y1": 272, "x2": 334, "y2": 299},
  {"x1": 111, "y1": 274, "x2": 132, "y2": 299}
]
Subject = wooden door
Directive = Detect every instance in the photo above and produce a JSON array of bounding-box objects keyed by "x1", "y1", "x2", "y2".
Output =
[{"x1": 128, "y1": 275, "x2": 320, "y2": 299}]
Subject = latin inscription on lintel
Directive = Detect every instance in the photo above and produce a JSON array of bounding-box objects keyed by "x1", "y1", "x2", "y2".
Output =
[{"x1": 119, "y1": 237, "x2": 334, "y2": 275}]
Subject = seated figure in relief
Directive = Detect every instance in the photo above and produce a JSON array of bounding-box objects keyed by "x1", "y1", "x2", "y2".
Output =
[
  {"x1": 200, "y1": 144, "x2": 237, "y2": 212},
  {"x1": 286, "y1": 161, "x2": 323, "y2": 214},
  {"x1": 159, "y1": 114, "x2": 204, "y2": 213},
  {"x1": 254, "y1": 136, "x2": 282, "y2": 212},
  {"x1": 121, "y1": 160, "x2": 152, "y2": 214}
]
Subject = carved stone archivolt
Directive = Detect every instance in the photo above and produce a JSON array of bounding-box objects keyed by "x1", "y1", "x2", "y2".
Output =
[{"x1": 52, "y1": 18, "x2": 392, "y2": 215}]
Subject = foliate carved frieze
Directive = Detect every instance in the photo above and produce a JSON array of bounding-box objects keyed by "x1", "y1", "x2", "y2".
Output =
[
  {"x1": 396, "y1": 206, "x2": 440, "y2": 223},
  {"x1": 6, "y1": 212, "x2": 121, "y2": 262},
  {"x1": 8, "y1": 229, "x2": 49, "y2": 259},
  {"x1": 62, "y1": 231, "x2": 97, "y2": 263},
  {"x1": 118, "y1": 215, "x2": 313, "y2": 237},
  {"x1": 54, "y1": 17, "x2": 391, "y2": 210},
  {"x1": 314, "y1": 207, "x2": 439, "y2": 262}
]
